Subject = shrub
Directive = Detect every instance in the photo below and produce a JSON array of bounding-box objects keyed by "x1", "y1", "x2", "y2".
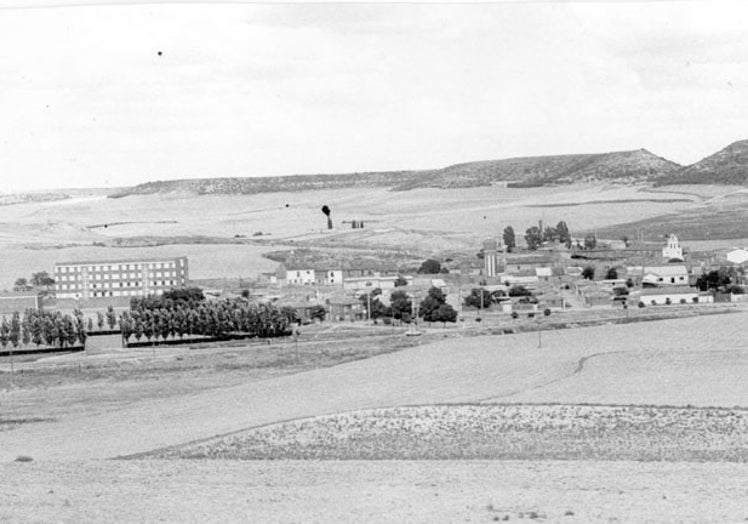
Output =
[
  {"x1": 511, "y1": 311, "x2": 519, "y2": 319},
  {"x1": 638, "y1": 302, "x2": 645, "y2": 308},
  {"x1": 665, "y1": 298, "x2": 672, "y2": 305},
  {"x1": 680, "y1": 298, "x2": 687, "y2": 304},
  {"x1": 543, "y1": 308, "x2": 551, "y2": 316},
  {"x1": 692, "y1": 296, "x2": 699, "y2": 303}
]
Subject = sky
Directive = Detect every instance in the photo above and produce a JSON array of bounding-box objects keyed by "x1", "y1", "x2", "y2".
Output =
[{"x1": 1, "y1": 1, "x2": 748, "y2": 191}]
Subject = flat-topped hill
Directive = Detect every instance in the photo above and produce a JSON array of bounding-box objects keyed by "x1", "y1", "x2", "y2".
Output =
[{"x1": 109, "y1": 148, "x2": 680, "y2": 198}]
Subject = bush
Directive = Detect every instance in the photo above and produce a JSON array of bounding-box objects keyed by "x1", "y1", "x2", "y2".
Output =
[
  {"x1": 638, "y1": 302, "x2": 646, "y2": 308},
  {"x1": 651, "y1": 300, "x2": 657, "y2": 306},
  {"x1": 665, "y1": 298, "x2": 672, "y2": 305},
  {"x1": 511, "y1": 311, "x2": 519, "y2": 319},
  {"x1": 508, "y1": 285, "x2": 532, "y2": 298},
  {"x1": 527, "y1": 312, "x2": 535, "y2": 318},
  {"x1": 692, "y1": 296, "x2": 699, "y2": 303},
  {"x1": 680, "y1": 298, "x2": 687, "y2": 304},
  {"x1": 543, "y1": 308, "x2": 551, "y2": 316}
]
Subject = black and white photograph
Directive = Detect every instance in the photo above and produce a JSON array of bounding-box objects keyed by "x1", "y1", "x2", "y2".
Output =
[{"x1": 1, "y1": 0, "x2": 747, "y2": 522}]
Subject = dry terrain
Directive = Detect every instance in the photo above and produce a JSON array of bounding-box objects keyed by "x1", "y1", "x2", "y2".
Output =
[
  {"x1": 0, "y1": 183, "x2": 742, "y2": 290},
  {"x1": 0, "y1": 310, "x2": 747, "y2": 521},
  {"x1": 3, "y1": 460, "x2": 747, "y2": 523},
  {"x1": 1, "y1": 182, "x2": 748, "y2": 522}
]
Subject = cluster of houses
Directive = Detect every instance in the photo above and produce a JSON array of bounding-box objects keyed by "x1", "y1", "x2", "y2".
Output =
[{"x1": 479, "y1": 233, "x2": 747, "y2": 310}]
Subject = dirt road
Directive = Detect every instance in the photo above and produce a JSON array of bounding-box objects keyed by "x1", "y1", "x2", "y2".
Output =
[{"x1": 1, "y1": 310, "x2": 747, "y2": 462}]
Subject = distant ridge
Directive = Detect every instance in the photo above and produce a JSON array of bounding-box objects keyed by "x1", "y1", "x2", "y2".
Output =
[
  {"x1": 109, "y1": 148, "x2": 681, "y2": 198},
  {"x1": 656, "y1": 140, "x2": 748, "y2": 186}
]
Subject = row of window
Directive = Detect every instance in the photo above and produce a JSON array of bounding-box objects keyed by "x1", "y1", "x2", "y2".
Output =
[
  {"x1": 58, "y1": 280, "x2": 176, "y2": 290},
  {"x1": 58, "y1": 271, "x2": 178, "y2": 281},
  {"x1": 56, "y1": 261, "x2": 179, "y2": 273}
]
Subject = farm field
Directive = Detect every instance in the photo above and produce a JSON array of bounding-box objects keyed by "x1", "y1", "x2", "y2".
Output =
[
  {"x1": 0, "y1": 183, "x2": 738, "y2": 289},
  {"x1": 160, "y1": 404, "x2": 748, "y2": 461},
  {"x1": 1, "y1": 309, "x2": 747, "y2": 462}
]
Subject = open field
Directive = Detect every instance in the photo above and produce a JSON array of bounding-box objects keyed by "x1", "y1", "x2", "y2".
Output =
[
  {"x1": 0, "y1": 183, "x2": 742, "y2": 289},
  {"x1": 2, "y1": 460, "x2": 748, "y2": 523},
  {"x1": 0, "y1": 311, "x2": 746, "y2": 521},
  {"x1": 1, "y1": 309, "x2": 747, "y2": 462}
]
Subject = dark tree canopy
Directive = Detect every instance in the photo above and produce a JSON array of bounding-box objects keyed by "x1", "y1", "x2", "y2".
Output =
[
  {"x1": 542, "y1": 226, "x2": 558, "y2": 243},
  {"x1": 696, "y1": 268, "x2": 732, "y2": 291},
  {"x1": 583, "y1": 233, "x2": 597, "y2": 250},
  {"x1": 582, "y1": 265, "x2": 595, "y2": 280},
  {"x1": 389, "y1": 290, "x2": 412, "y2": 320},
  {"x1": 605, "y1": 267, "x2": 618, "y2": 280},
  {"x1": 503, "y1": 226, "x2": 516, "y2": 252},
  {"x1": 524, "y1": 226, "x2": 542, "y2": 251},
  {"x1": 507, "y1": 285, "x2": 532, "y2": 297},
  {"x1": 419, "y1": 286, "x2": 457, "y2": 324},
  {"x1": 418, "y1": 259, "x2": 442, "y2": 274},
  {"x1": 463, "y1": 288, "x2": 492, "y2": 309},
  {"x1": 556, "y1": 221, "x2": 571, "y2": 248}
]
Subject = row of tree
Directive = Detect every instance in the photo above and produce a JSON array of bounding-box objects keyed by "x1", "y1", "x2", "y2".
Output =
[
  {"x1": 119, "y1": 297, "x2": 295, "y2": 345},
  {"x1": 502, "y1": 221, "x2": 576, "y2": 252},
  {"x1": 359, "y1": 287, "x2": 458, "y2": 325},
  {"x1": 0, "y1": 309, "x2": 87, "y2": 351}
]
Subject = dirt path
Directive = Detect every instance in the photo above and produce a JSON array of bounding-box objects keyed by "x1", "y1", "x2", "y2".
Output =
[{"x1": 1, "y1": 311, "x2": 746, "y2": 462}]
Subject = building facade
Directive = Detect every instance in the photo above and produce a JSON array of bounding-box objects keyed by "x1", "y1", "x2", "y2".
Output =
[
  {"x1": 54, "y1": 257, "x2": 189, "y2": 299},
  {"x1": 662, "y1": 234, "x2": 684, "y2": 261}
]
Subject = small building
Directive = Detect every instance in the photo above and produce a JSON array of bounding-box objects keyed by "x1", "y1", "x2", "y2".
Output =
[
  {"x1": 281, "y1": 263, "x2": 317, "y2": 285},
  {"x1": 328, "y1": 297, "x2": 365, "y2": 322},
  {"x1": 641, "y1": 265, "x2": 689, "y2": 287},
  {"x1": 315, "y1": 269, "x2": 344, "y2": 286},
  {"x1": 581, "y1": 290, "x2": 612, "y2": 307},
  {"x1": 638, "y1": 286, "x2": 700, "y2": 305},
  {"x1": 504, "y1": 254, "x2": 555, "y2": 275},
  {"x1": 726, "y1": 248, "x2": 748, "y2": 265},
  {"x1": 343, "y1": 275, "x2": 413, "y2": 292},
  {"x1": 535, "y1": 267, "x2": 552, "y2": 281}
]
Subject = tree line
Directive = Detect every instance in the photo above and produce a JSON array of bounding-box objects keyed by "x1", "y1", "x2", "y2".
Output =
[
  {"x1": 0, "y1": 309, "x2": 87, "y2": 351},
  {"x1": 119, "y1": 295, "x2": 295, "y2": 346},
  {"x1": 359, "y1": 286, "x2": 458, "y2": 325},
  {"x1": 500, "y1": 221, "x2": 599, "y2": 252}
]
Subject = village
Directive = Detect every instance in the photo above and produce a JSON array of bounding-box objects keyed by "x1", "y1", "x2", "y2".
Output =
[{"x1": 0, "y1": 223, "x2": 746, "y2": 355}]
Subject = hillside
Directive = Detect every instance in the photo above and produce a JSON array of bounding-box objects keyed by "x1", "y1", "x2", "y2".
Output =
[
  {"x1": 109, "y1": 149, "x2": 680, "y2": 198},
  {"x1": 656, "y1": 140, "x2": 748, "y2": 186}
]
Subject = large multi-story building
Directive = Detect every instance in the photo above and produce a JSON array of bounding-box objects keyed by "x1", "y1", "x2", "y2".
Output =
[{"x1": 54, "y1": 257, "x2": 189, "y2": 299}]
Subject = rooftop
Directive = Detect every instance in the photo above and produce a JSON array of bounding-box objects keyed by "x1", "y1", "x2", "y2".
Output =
[{"x1": 56, "y1": 256, "x2": 186, "y2": 266}]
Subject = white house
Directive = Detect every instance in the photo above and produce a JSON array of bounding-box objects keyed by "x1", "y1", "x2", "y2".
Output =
[
  {"x1": 642, "y1": 265, "x2": 689, "y2": 287},
  {"x1": 726, "y1": 248, "x2": 748, "y2": 265},
  {"x1": 315, "y1": 269, "x2": 344, "y2": 286},
  {"x1": 662, "y1": 234, "x2": 684, "y2": 261},
  {"x1": 283, "y1": 266, "x2": 316, "y2": 285}
]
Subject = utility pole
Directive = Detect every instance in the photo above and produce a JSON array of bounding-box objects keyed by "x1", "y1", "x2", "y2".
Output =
[
  {"x1": 478, "y1": 285, "x2": 484, "y2": 323},
  {"x1": 537, "y1": 318, "x2": 542, "y2": 348}
]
